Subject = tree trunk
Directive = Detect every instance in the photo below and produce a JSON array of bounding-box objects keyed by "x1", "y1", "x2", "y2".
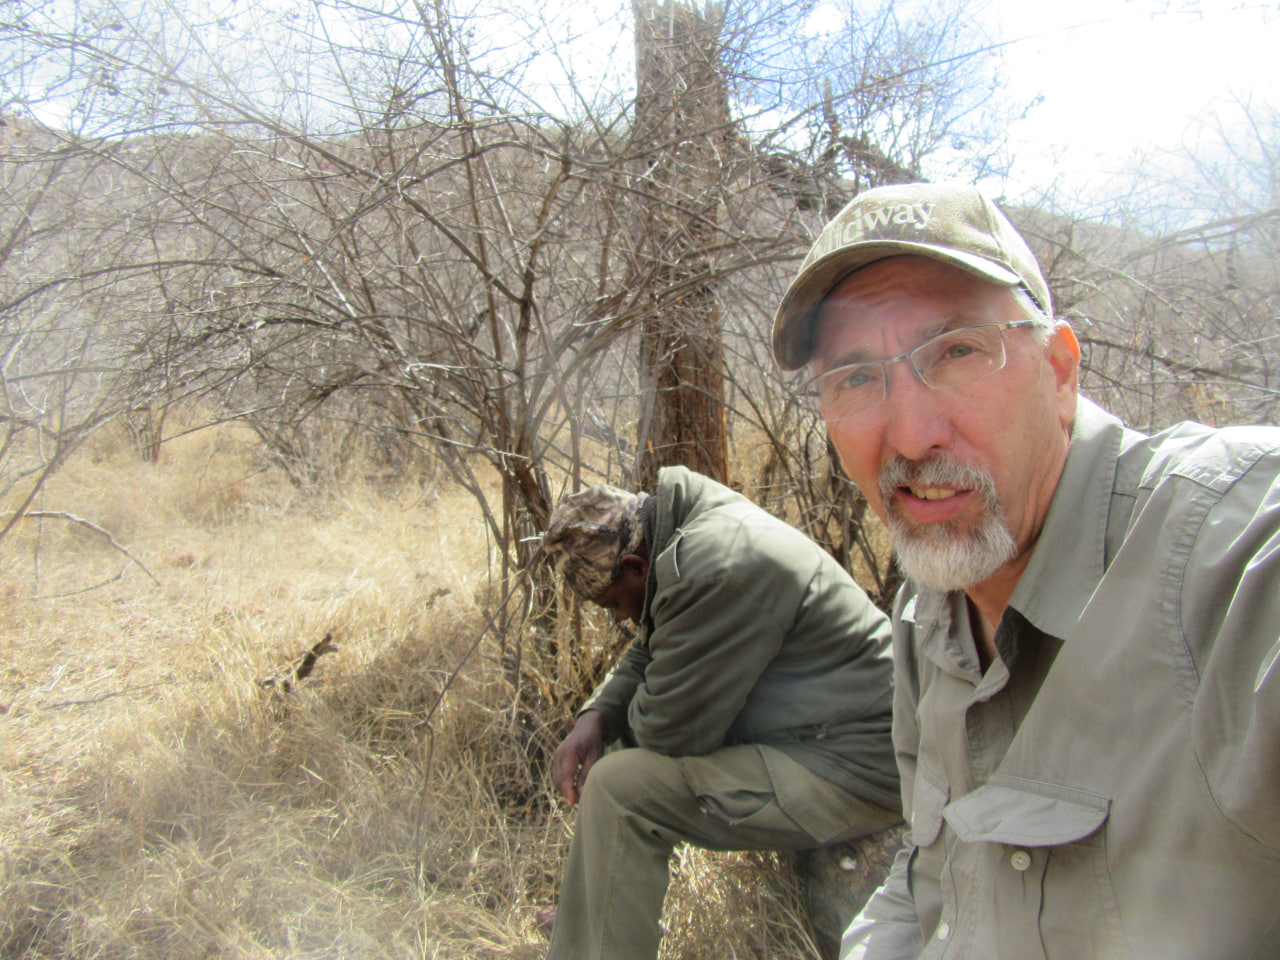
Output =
[{"x1": 632, "y1": 0, "x2": 731, "y2": 489}]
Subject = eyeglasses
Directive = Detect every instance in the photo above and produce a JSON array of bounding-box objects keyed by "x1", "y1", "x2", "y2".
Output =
[{"x1": 805, "y1": 320, "x2": 1042, "y2": 422}]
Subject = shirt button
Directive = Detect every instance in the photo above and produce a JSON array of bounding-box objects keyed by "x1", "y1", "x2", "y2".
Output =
[
  {"x1": 1010, "y1": 849, "x2": 1033, "y2": 871},
  {"x1": 936, "y1": 921, "x2": 951, "y2": 941}
]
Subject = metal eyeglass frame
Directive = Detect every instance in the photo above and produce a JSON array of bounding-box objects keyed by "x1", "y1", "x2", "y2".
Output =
[{"x1": 803, "y1": 319, "x2": 1045, "y2": 421}]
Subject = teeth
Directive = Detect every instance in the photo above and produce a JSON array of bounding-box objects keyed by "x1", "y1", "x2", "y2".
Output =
[{"x1": 910, "y1": 486, "x2": 957, "y2": 501}]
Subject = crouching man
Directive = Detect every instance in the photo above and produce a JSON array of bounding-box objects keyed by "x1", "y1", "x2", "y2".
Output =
[{"x1": 539, "y1": 465, "x2": 901, "y2": 960}]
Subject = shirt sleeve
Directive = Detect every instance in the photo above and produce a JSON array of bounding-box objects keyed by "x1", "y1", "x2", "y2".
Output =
[
  {"x1": 580, "y1": 641, "x2": 650, "y2": 745},
  {"x1": 1184, "y1": 449, "x2": 1280, "y2": 851},
  {"x1": 625, "y1": 525, "x2": 799, "y2": 755}
]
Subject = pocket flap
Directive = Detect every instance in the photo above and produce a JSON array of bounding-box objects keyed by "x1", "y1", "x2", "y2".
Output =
[{"x1": 943, "y1": 775, "x2": 1110, "y2": 846}]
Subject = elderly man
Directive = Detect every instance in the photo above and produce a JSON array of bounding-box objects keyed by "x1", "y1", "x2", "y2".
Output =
[
  {"x1": 539, "y1": 464, "x2": 901, "y2": 960},
  {"x1": 771, "y1": 181, "x2": 1280, "y2": 959}
]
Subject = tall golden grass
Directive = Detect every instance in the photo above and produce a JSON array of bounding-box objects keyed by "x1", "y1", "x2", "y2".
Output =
[{"x1": 0, "y1": 417, "x2": 824, "y2": 959}]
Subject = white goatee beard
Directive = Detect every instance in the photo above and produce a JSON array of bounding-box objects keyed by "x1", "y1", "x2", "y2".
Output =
[{"x1": 878, "y1": 456, "x2": 1016, "y2": 593}]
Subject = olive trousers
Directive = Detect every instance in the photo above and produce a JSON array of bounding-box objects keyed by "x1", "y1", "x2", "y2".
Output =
[{"x1": 545, "y1": 744, "x2": 900, "y2": 960}]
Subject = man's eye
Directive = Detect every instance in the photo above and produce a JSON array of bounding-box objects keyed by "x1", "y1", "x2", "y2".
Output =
[
  {"x1": 943, "y1": 342, "x2": 975, "y2": 360},
  {"x1": 840, "y1": 368, "x2": 874, "y2": 390}
]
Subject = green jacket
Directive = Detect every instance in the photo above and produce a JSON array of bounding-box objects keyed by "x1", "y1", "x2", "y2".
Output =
[{"x1": 582, "y1": 466, "x2": 899, "y2": 811}]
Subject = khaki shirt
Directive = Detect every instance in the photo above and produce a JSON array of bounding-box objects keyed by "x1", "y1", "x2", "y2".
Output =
[{"x1": 846, "y1": 398, "x2": 1280, "y2": 959}]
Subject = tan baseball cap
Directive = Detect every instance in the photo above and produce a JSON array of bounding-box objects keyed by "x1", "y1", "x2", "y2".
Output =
[
  {"x1": 772, "y1": 182, "x2": 1053, "y2": 370},
  {"x1": 543, "y1": 485, "x2": 648, "y2": 600}
]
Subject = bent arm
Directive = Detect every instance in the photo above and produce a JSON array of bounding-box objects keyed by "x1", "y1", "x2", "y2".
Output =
[
  {"x1": 580, "y1": 642, "x2": 650, "y2": 745},
  {"x1": 626, "y1": 533, "x2": 794, "y2": 754}
]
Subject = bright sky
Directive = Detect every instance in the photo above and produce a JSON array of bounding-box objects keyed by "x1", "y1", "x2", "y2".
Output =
[
  {"x1": 975, "y1": 0, "x2": 1280, "y2": 203},
  {"x1": 35, "y1": 0, "x2": 1277, "y2": 212}
]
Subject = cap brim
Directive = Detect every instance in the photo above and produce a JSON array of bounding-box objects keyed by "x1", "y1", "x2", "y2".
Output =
[{"x1": 772, "y1": 241, "x2": 1023, "y2": 371}]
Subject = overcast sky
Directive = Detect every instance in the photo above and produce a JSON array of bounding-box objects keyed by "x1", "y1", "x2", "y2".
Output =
[
  {"x1": 35, "y1": 0, "x2": 1278, "y2": 212},
  {"x1": 973, "y1": 0, "x2": 1279, "y2": 203}
]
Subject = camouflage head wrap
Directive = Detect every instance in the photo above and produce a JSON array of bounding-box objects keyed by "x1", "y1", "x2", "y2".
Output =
[{"x1": 542, "y1": 484, "x2": 649, "y2": 600}]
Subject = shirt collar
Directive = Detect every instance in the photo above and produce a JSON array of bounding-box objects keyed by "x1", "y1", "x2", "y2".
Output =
[{"x1": 1008, "y1": 395, "x2": 1126, "y2": 638}]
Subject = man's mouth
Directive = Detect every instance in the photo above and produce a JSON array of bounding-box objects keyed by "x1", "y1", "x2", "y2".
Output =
[
  {"x1": 907, "y1": 486, "x2": 959, "y2": 501},
  {"x1": 880, "y1": 454, "x2": 1001, "y2": 528}
]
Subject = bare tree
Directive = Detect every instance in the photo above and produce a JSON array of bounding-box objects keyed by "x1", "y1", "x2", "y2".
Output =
[
  {"x1": 0, "y1": 116, "x2": 187, "y2": 543},
  {"x1": 0, "y1": 0, "x2": 1016, "y2": 621},
  {"x1": 1011, "y1": 97, "x2": 1280, "y2": 432}
]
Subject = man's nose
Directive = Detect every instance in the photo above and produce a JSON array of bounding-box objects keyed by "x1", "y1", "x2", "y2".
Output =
[{"x1": 881, "y1": 362, "x2": 953, "y2": 461}]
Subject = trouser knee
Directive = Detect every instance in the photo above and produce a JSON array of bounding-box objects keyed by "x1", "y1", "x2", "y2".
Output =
[
  {"x1": 578, "y1": 748, "x2": 696, "y2": 843},
  {"x1": 581, "y1": 748, "x2": 680, "y2": 810}
]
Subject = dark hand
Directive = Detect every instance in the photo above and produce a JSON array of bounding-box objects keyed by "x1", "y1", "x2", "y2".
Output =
[{"x1": 551, "y1": 710, "x2": 607, "y2": 806}]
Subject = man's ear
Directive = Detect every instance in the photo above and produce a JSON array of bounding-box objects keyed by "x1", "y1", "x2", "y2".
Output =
[
  {"x1": 618, "y1": 553, "x2": 649, "y2": 580},
  {"x1": 1053, "y1": 320, "x2": 1081, "y2": 365},
  {"x1": 1047, "y1": 321, "x2": 1081, "y2": 424}
]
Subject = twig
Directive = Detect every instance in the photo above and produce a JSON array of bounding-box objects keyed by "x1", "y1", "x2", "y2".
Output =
[
  {"x1": 20, "y1": 510, "x2": 161, "y2": 585},
  {"x1": 17, "y1": 679, "x2": 197, "y2": 713},
  {"x1": 32, "y1": 565, "x2": 130, "y2": 599}
]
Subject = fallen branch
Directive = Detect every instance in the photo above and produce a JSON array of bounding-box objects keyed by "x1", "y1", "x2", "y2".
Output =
[
  {"x1": 257, "y1": 634, "x2": 340, "y2": 692},
  {"x1": 21, "y1": 510, "x2": 161, "y2": 585}
]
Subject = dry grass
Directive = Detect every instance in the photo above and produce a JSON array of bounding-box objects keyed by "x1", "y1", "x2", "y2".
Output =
[{"x1": 0, "y1": 419, "x2": 825, "y2": 959}]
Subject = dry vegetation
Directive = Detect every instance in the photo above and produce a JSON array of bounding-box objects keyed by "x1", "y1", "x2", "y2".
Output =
[
  {"x1": 2, "y1": 2, "x2": 1275, "y2": 955},
  {"x1": 0, "y1": 417, "x2": 829, "y2": 960}
]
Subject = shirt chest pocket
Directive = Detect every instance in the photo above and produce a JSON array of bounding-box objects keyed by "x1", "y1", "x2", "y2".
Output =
[{"x1": 944, "y1": 775, "x2": 1128, "y2": 957}]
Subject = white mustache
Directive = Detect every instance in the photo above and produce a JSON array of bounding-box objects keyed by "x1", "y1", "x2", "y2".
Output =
[
  {"x1": 877, "y1": 456, "x2": 1000, "y2": 514},
  {"x1": 876, "y1": 455, "x2": 1014, "y2": 591}
]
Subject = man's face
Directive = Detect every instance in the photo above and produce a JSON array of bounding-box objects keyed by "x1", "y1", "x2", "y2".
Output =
[
  {"x1": 811, "y1": 256, "x2": 1078, "y2": 593},
  {"x1": 591, "y1": 556, "x2": 648, "y2": 624}
]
